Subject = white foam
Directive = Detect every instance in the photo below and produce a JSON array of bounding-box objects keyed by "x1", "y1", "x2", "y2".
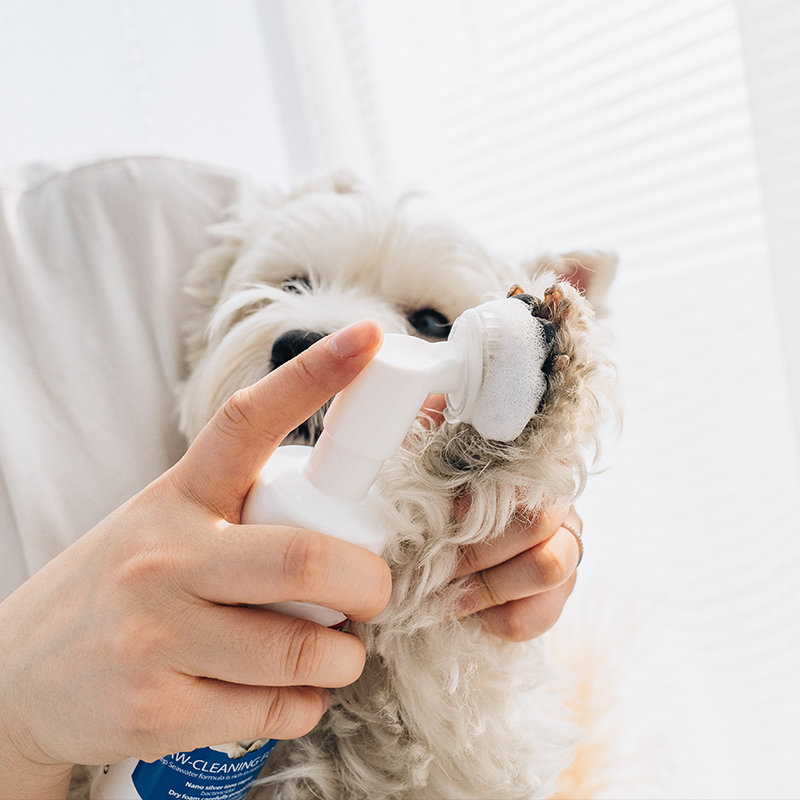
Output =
[{"x1": 469, "y1": 298, "x2": 548, "y2": 441}]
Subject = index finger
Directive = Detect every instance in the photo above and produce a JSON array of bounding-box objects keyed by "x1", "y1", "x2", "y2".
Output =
[
  {"x1": 174, "y1": 320, "x2": 383, "y2": 521},
  {"x1": 453, "y1": 506, "x2": 573, "y2": 579}
]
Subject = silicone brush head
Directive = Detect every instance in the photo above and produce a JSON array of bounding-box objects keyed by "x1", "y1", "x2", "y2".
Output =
[{"x1": 445, "y1": 294, "x2": 553, "y2": 441}]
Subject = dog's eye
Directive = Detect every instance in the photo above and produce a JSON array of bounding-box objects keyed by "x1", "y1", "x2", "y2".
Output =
[
  {"x1": 408, "y1": 308, "x2": 451, "y2": 340},
  {"x1": 281, "y1": 275, "x2": 312, "y2": 293}
]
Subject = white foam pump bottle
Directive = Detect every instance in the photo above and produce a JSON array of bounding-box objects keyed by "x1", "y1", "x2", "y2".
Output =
[{"x1": 90, "y1": 297, "x2": 550, "y2": 800}]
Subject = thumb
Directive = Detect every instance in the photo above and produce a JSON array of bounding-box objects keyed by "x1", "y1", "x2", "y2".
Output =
[{"x1": 173, "y1": 319, "x2": 383, "y2": 521}]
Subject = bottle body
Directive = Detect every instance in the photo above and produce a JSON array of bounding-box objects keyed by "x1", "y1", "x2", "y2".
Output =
[
  {"x1": 89, "y1": 743, "x2": 279, "y2": 800},
  {"x1": 92, "y1": 447, "x2": 385, "y2": 800},
  {"x1": 241, "y1": 445, "x2": 387, "y2": 626}
]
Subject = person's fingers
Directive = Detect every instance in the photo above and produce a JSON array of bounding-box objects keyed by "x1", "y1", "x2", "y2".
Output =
[
  {"x1": 173, "y1": 319, "x2": 383, "y2": 521},
  {"x1": 191, "y1": 683, "x2": 329, "y2": 745},
  {"x1": 180, "y1": 523, "x2": 391, "y2": 621},
  {"x1": 453, "y1": 506, "x2": 572, "y2": 579},
  {"x1": 171, "y1": 605, "x2": 366, "y2": 689},
  {"x1": 478, "y1": 572, "x2": 577, "y2": 642},
  {"x1": 417, "y1": 393, "x2": 447, "y2": 429},
  {"x1": 134, "y1": 682, "x2": 331, "y2": 760},
  {"x1": 455, "y1": 518, "x2": 582, "y2": 616}
]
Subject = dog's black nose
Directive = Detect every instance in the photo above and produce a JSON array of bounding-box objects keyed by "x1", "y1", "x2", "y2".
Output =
[{"x1": 271, "y1": 329, "x2": 326, "y2": 369}]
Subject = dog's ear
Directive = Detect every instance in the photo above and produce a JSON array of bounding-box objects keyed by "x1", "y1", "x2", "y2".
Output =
[{"x1": 525, "y1": 250, "x2": 618, "y2": 316}]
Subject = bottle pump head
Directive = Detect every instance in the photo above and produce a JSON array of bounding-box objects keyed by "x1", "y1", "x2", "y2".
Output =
[{"x1": 304, "y1": 297, "x2": 552, "y2": 502}]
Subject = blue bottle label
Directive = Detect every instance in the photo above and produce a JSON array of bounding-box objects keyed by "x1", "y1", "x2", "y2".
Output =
[{"x1": 131, "y1": 741, "x2": 278, "y2": 800}]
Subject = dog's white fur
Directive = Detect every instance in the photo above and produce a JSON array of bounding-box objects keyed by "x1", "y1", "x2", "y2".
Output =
[{"x1": 75, "y1": 173, "x2": 619, "y2": 799}]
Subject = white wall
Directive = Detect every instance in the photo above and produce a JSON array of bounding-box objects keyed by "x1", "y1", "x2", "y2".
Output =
[{"x1": 0, "y1": 0, "x2": 291, "y2": 182}]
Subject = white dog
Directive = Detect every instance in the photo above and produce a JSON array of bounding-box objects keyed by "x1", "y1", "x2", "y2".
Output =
[
  {"x1": 75, "y1": 172, "x2": 618, "y2": 799},
  {"x1": 174, "y1": 172, "x2": 619, "y2": 800}
]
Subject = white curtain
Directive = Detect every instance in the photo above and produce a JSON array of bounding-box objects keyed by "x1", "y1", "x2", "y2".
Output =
[{"x1": 264, "y1": 1, "x2": 800, "y2": 797}]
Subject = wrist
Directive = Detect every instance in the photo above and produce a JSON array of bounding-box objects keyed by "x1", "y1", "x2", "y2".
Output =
[
  {"x1": 0, "y1": 742, "x2": 72, "y2": 800},
  {"x1": 0, "y1": 694, "x2": 72, "y2": 800}
]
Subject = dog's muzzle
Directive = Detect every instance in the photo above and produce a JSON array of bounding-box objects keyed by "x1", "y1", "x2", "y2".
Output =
[{"x1": 270, "y1": 329, "x2": 326, "y2": 370}]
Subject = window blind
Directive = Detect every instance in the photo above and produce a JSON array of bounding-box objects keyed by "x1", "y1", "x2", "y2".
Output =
[{"x1": 271, "y1": 2, "x2": 800, "y2": 796}]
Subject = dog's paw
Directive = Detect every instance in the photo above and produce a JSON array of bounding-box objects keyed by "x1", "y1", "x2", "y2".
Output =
[
  {"x1": 508, "y1": 282, "x2": 571, "y2": 321},
  {"x1": 506, "y1": 283, "x2": 573, "y2": 376}
]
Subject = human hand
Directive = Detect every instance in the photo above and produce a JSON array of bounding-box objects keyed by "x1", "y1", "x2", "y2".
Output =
[
  {"x1": 0, "y1": 320, "x2": 390, "y2": 799},
  {"x1": 453, "y1": 504, "x2": 582, "y2": 641},
  {"x1": 419, "y1": 395, "x2": 582, "y2": 643}
]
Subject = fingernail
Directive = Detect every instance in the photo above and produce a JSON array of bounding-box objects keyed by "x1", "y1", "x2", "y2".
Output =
[
  {"x1": 454, "y1": 587, "x2": 481, "y2": 619},
  {"x1": 328, "y1": 320, "x2": 381, "y2": 358},
  {"x1": 322, "y1": 690, "x2": 332, "y2": 713}
]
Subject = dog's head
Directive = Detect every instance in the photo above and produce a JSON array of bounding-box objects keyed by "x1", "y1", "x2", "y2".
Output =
[{"x1": 178, "y1": 172, "x2": 616, "y2": 445}]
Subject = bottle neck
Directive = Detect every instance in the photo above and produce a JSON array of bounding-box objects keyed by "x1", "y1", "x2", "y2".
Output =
[
  {"x1": 304, "y1": 430, "x2": 385, "y2": 503},
  {"x1": 303, "y1": 333, "x2": 471, "y2": 504}
]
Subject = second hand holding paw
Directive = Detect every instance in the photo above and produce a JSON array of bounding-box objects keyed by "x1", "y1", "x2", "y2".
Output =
[{"x1": 419, "y1": 394, "x2": 582, "y2": 643}]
